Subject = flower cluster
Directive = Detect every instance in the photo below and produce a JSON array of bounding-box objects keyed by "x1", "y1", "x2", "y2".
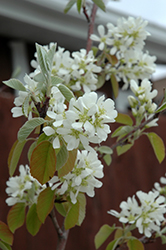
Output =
[
  {"x1": 6, "y1": 165, "x2": 45, "y2": 206},
  {"x1": 154, "y1": 173, "x2": 166, "y2": 197},
  {"x1": 108, "y1": 190, "x2": 166, "y2": 237},
  {"x1": 49, "y1": 149, "x2": 104, "y2": 204},
  {"x1": 90, "y1": 16, "x2": 156, "y2": 89},
  {"x1": 31, "y1": 44, "x2": 101, "y2": 93},
  {"x1": 127, "y1": 78, "x2": 158, "y2": 127},
  {"x1": 43, "y1": 91, "x2": 117, "y2": 151},
  {"x1": 6, "y1": 150, "x2": 104, "y2": 205}
]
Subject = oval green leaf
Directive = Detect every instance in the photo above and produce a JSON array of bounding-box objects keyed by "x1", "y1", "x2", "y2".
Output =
[
  {"x1": 64, "y1": 202, "x2": 79, "y2": 230},
  {"x1": 77, "y1": 193, "x2": 86, "y2": 226},
  {"x1": 7, "y1": 203, "x2": 26, "y2": 233},
  {"x1": 3, "y1": 79, "x2": 26, "y2": 91},
  {"x1": 146, "y1": 132, "x2": 165, "y2": 163},
  {"x1": 58, "y1": 149, "x2": 77, "y2": 178},
  {"x1": 0, "y1": 240, "x2": 12, "y2": 250},
  {"x1": 26, "y1": 204, "x2": 42, "y2": 236},
  {"x1": 115, "y1": 113, "x2": 133, "y2": 126},
  {"x1": 92, "y1": 0, "x2": 105, "y2": 11},
  {"x1": 111, "y1": 74, "x2": 119, "y2": 98},
  {"x1": 95, "y1": 224, "x2": 115, "y2": 249},
  {"x1": 117, "y1": 143, "x2": 133, "y2": 156},
  {"x1": 8, "y1": 139, "x2": 27, "y2": 176},
  {"x1": 30, "y1": 141, "x2": 56, "y2": 184},
  {"x1": 56, "y1": 142, "x2": 69, "y2": 171},
  {"x1": 57, "y1": 84, "x2": 75, "y2": 102},
  {"x1": 0, "y1": 222, "x2": 13, "y2": 245},
  {"x1": 36, "y1": 187, "x2": 55, "y2": 223},
  {"x1": 18, "y1": 118, "x2": 45, "y2": 142},
  {"x1": 127, "y1": 238, "x2": 144, "y2": 250}
]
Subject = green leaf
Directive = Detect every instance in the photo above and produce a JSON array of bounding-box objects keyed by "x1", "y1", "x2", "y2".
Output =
[
  {"x1": 64, "y1": 0, "x2": 77, "y2": 13},
  {"x1": 91, "y1": 46, "x2": 99, "y2": 57},
  {"x1": 30, "y1": 141, "x2": 56, "y2": 184},
  {"x1": 127, "y1": 238, "x2": 144, "y2": 250},
  {"x1": 51, "y1": 76, "x2": 63, "y2": 86},
  {"x1": 115, "y1": 113, "x2": 133, "y2": 126},
  {"x1": 0, "y1": 222, "x2": 13, "y2": 245},
  {"x1": 92, "y1": 0, "x2": 105, "y2": 11},
  {"x1": 0, "y1": 241, "x2": 12, "y2": 250},
  {"x1": 103, "y1": 154, "x2": 112, "y2": 166},
  {"x1": 146, "y1": 132, "x2": 165, "y2": 163},
  {"x1": 3, "y1": 79, "x2": 26, "y2": 91},
  {"x1": 36, "y1": 187, "x2": 55, "y2": 223},
  {"x1": 114, "y1": 227, "x2": 123, "y2": 239},
  {"x1": 155, "y1": 102, "x2": 166, "y2": 113},
  {"x1": 106, "y1": 238, "x2": 121, "y2": 250},
  {"x1": 64, "y1": 202, "x2": 79, "y2": 230},
  {"x1": 56, "y1": 142, "x2": 69, "y2": 171},
  {"x1": 161, "y1": 235, "x2": 166, "y2": 244},
  {"x1": 96, "y1": 72, "x2": 106, "y2": 89},
  {"x1": 8, "y1": 139, "x2": 27, "y2": 176},
  {"x1": 36, "y1": 43, "x2": 49, "y2": 79},
  {"x1": 47, "y1": 44, "x2": 56, "y2": 70},
  {"x1": 57, "y1": 84, "x2": 75, "y2": 102},
  {"x1": 7, "y1": 203, "x2": 26, "y2": 233},
  {"x1": 77, "y1": 0, "x2": 82, "y2": 13},
  {"x1": 111, "y1": 126, "x2": 133, "y2": 138},
  {"x1": 58, "y1": 149, "x2": 77, "y2": 178},
  {"x1": 105, "y1": 53, "x2": 118, "y2": 66},
  {"x1": 34, "y1": 72, "x2": 45, "y2": 82},
  {"x1": 26, "y1": 204, "x2": 42, "y2": 236},
  {"x1": 111, "y1": 74, "x2": 119, "y2": 98},
  {"x1": 55, "y1": 203, "x2": 67, "y2": 217},
  {"x1": 18, "y1": 117, "x2": 45, "y2": 142},
  {"x1": 77, "y1": 193, "x2": 86, "y2": 226},
  {"x1": 37, "y1": 133, "x2": 49, "y2": 145},
  {"x1": 95, "y1": 224, "x2": 115, "y2": 249},
  {"x1": 117, "y1": 143, "x2": 133, "y2": 156},
  {"x1": 97, "y1": 146, "x2": 113, "y2": 155},
  {"x1": 27, "y1": 140, "x2": 37, "y2": 162},
  {"x1": 22, "y1": 94, "x2": 30, "y2": 117}
]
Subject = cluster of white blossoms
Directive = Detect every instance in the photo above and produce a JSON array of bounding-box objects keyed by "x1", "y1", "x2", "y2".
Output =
[
  {"x1": 11, "y1": 74, "x2": 44, "y2": 119},
  {"x1": 43, "y1": 91, "x2": 118, "y2": 151},
  {"x1": 108, "y1": 190, "x2": 166, "y2": 237},
  {"x1": 6, "y1": 165, "x2": 45, "y2": 206},
  {"x1": 6, "y1": 150, "x2": 104, "y2": 205},
  {"x1": 154, "y1": 173, "x2": 166, "y2": 197},
  {"x1": 49, "y1": 150, "x2": 104, "y2": 204},
  {"x1": 90, "y1": 16, "x2": 156, "y2": 89},
  {"x1": 127, "y1": 78, "x2": 158, "y2": 127},
  {"x1": 31, "y1": 44, "x2": 102, "y2": 93}
]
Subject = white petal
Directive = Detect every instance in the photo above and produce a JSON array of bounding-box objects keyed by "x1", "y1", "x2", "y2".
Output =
[{"x1": 43, "y1": 126, "x2": 55, "y2": 136}]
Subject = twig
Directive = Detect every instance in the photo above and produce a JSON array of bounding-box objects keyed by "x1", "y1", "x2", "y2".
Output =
[
  {"x1": 86, "y1": 3, "x2": 98, "y2": 53},
  {"x1": 49, "y1": 208, "x2": 69, "y2": 250},
  {"x1": 83, "y1": 5, "x2": 90, "y2": 23},
  {"x1": 111, "y1": 113, "x2": 159, "y2": 151}
]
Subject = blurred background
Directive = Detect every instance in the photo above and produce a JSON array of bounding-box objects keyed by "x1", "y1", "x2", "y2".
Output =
[{"x1": 0, "y1": 0, "x2": 166, "y2": 249}]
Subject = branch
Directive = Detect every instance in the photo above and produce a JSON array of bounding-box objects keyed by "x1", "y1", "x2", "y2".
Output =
[
  {"x1": 111, "y1": 113, "x2": 159, "y2": 151},
  {"x1": 49, "y1": 208, "x2": 69, "y2": 250},
  {"x1": 86, "y1": 3, "x2": 98, "y2": 53}
]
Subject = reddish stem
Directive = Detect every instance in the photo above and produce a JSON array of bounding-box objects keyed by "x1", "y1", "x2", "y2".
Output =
[{"x1": 86, "y1": 4, "x2": 98, "y2": 53}]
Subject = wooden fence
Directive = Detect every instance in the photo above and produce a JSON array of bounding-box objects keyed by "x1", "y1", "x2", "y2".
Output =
[{"x1": 1, "y1": 93, "x2": 166, "y2": 250}]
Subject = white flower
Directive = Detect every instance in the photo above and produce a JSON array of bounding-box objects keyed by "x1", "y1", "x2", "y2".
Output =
[
  {"x1": 6, "y1": 165, "x2": 45, "y2": 206},
  {"x1": 108, "y1": 190, "x2": 166, "y2": 237},
  {"x1": 66, "y1": 92, "x2": 117, "y2": 144},
  {"x1": 50, "y1": 150, "x2": 104, "y2": 204},
  {"x1": 90, "y1": 25, "x2": 112, "y2": 50}
]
